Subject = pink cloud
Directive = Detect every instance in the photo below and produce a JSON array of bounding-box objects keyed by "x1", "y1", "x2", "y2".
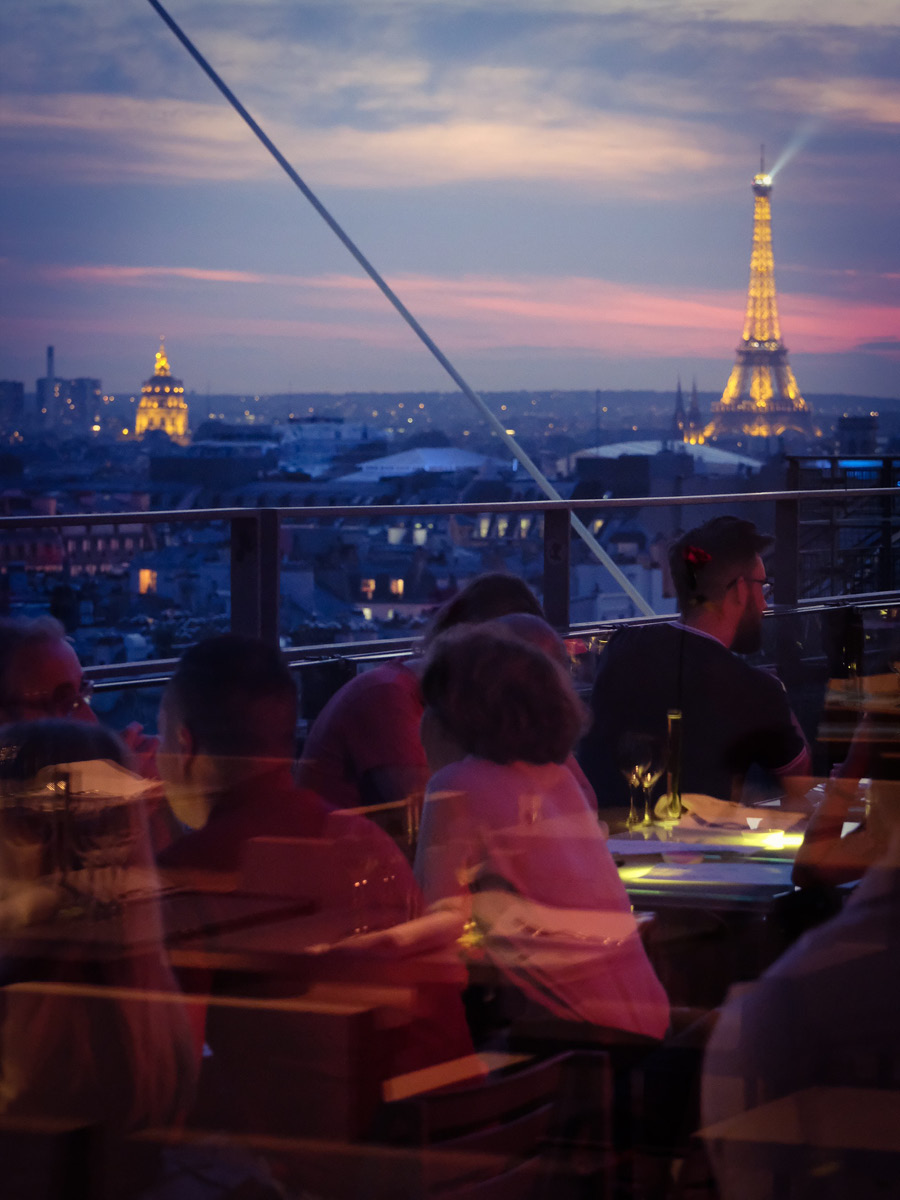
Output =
[{"x1": 20, "y1": 263, "x2": 900, "y2": 361}]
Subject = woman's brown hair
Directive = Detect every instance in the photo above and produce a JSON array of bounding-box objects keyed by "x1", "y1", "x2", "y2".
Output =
[{"x1": 421, "y1": 624, "x2": 587, "y2": 765}]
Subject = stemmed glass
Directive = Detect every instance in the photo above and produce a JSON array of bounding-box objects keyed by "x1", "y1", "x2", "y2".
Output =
[
  {"x1": 618, "y1": 733, "x2": 666, "y2": 830},
  {"x1": 68, "y1": 791, "x2": 137, "y2": 915}
]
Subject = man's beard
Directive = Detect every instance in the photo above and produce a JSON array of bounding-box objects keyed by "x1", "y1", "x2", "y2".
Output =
[{"x1": 731, "y1": 607, "x2": 763, "y2": 655}]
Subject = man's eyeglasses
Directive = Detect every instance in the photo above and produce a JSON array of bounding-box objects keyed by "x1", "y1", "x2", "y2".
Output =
[
  {"x1": 5, "y1": 679, "x2": 94, "y2": 718},
  {"x1": 727, "y1": 575, "x2": 773, "y2": 600}
]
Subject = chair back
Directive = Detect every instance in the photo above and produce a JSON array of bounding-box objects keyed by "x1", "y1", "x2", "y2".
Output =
[{"x1": 378, "y1": 1051, "x2": 612, "y2": 1199}]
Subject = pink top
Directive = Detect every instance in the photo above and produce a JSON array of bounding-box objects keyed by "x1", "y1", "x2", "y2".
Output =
[{"x1": 415, "y1": 757, "x2": 669, "y2": 1039}]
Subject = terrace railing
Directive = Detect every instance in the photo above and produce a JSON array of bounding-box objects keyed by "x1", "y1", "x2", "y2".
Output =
[{"x1": 2, "y1": 485, "x2": 899, "y2": 698}]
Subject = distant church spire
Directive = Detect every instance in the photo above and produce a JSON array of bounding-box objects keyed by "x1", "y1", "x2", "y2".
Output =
[
  {"x1": 685, "y1": 379, "x2": 703, "y2": 444},
  {"x1": 154, "y1": 336, "x2": 171, "y2": 378},
  {"x1": 672, "y1": 377, "x2": 686, "y2": 441}
]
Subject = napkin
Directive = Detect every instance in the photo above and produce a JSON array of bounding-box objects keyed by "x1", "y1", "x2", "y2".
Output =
[
  {"x1": 676, "y1": 793, "x2": 806, "y2": 832},
  {"x1": 332, "y1": 908, "x2": 466, "y2": 957}
]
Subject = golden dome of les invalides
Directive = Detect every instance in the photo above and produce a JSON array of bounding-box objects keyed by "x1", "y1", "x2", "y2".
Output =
[{"x1": 134, "y1": 338, "x2": 189, "y2": 444}]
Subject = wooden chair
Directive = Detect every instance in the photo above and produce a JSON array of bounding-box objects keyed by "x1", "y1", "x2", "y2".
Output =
[
  {"x1": 375, "y1": 1050, "x2": 614, "y2": 1199},
  {"x1": 124, "y1": 1051, "x2": 611, "y2": 1200}
]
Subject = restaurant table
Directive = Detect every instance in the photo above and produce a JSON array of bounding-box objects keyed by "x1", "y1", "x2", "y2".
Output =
[
  {"x1": 606, "y1": 821, "x2": 808, "y2": 1008},
  {"x1": 615, "y1": 858, "x2": 797, "y2": 915}
]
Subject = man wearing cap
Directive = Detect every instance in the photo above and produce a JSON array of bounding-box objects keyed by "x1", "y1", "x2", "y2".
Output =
[{"x1": 579, "y1": 516, "x2": 810, "y2": 809}]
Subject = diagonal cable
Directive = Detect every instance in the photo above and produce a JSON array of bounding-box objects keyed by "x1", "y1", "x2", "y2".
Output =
[{"x1": 144, "y1": 0, "x2": 655, "y2": 617}]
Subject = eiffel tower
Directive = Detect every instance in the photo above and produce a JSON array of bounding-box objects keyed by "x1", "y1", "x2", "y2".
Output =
[{"x1": 706, "y1": 160, "x2": 817, "y2": 441}]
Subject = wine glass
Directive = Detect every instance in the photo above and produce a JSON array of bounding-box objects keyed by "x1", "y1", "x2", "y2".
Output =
[{"x1": 618, "y1": 733, "x2": 666, "y2": 830}]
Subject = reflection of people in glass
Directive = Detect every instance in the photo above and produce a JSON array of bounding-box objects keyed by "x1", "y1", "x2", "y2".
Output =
[
  {"x1": 0, "y1": 618, "x2": 96, "y2": 725},
  {"x1": 415, "y1": 625, "x2": 670, "y2": 1040},
  {"x1": 0, "y1": 720, "x2": 195, "y2": 1140},
  {"x1": 0, "y1": 617, "x2": 174, "y2": 848},
  {"x1": 795, "y1": 641, "x2": 900, "y2": 890},
  {"x1": 156, "y1": 635, "x2": 472, "y2": 1132},
  {"x1": 703, "y1": 781, "x2": 900, "y2": 1199},
  {"x1": 579, "y1": 516, "x2": 810, "y2": 809}
]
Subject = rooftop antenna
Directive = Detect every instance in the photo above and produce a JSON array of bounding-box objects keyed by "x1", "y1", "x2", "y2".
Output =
[
  {"x1": 760, "y1": 143, "x2": 765, "y2": 173},
  {"x1": 144, "y1": 0, "x2": 654, "y2": 617}
]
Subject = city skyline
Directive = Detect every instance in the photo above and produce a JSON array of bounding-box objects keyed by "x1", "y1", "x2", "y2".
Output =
[{"x1": 1, "y1": 0, "x2": 899, "y2": 401}]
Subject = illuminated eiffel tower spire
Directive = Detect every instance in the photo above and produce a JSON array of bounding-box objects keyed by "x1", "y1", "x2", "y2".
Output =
[{"x1": 706, "y1": 160, "x2": 817, "y2": 441}]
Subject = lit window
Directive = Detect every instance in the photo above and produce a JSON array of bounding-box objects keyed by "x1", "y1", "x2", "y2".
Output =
[
  {"x1": 361, "y1": 578, "x2": 375, "y2": 600},
  {"x1": 138, "y1": 569, "x2": 157, "y2": 595},
  {"x1": 390, "y1": 578, "x2": 404, "y2": 597}
]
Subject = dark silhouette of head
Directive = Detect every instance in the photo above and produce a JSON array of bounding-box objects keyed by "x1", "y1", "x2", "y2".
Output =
[
  {"x1": 492, "y1": 611, "x2": 569, "y2": 666},
  {"x1": 163, "y1": 634, "x2": 298, "y2": 761},
  {"x1": 0, "y1": 617, "x2": 95, "y2": 724},
  {"x1": 425, "y1": 572, "x2": 543, "y2": 645}
]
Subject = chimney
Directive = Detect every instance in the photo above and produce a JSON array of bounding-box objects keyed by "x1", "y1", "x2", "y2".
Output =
[{"x1": 47, "y1": 345, "x2": 55, "y2": 382}]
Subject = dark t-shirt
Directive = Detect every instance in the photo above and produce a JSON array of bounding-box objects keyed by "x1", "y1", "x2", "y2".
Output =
[{"x1": 579, "y1": 623, "x2": 807, "y2": 806}]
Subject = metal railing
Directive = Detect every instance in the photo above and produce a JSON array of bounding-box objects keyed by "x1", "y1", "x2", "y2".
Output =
[{"x1": 2, "y1": 485, "x2": 899, "y2": 691}]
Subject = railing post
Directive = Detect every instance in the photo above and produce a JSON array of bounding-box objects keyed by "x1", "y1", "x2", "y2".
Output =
[
  {"x1": 774, "y1": 497, "x2": 799, "y2": 609},
  {"x1": 543, "y1": 507, "x2": 571, "y2": 630},
  {"x1": 774, "y1": 496, "x2": 801, "y2": 686},
  {"x1": 880, "y1": 458, "x2": 893, "y2": 592},
  {"x1": 230, "y1": 510, "x2": 281, "y2": 645}
]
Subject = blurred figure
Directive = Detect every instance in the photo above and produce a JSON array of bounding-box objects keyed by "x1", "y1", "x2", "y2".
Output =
[
  {"x1": 794, "y1": 661, "x2": 900, "y2": 892},
  {"x1": 702, "y1": 779, "x2": 900, "y2": 1199},
  {"x1": 0, "y1": 617, "x2": 96, "y2": 725},
  {"x1": 0, "y1": 617, "x2": 172, "y2": 848},
  {"x1": 414, "y1": 624, "x2": 670, "y2": 1041},
  {"x1": 0, "y1": 720, "x2": 196, "y2": 1195},
  {"x1": 579, "y1": 516, "x2": 810, "y2": 809},
  {"x1": 157, "y1": 634, "x2": 418, "y2": 903},
  {"x1": 296, "y1": 572, "x2": 544, "y2": 818},
  {"x1": 156, "y1": 635, "x2": 472, "y2": 1131}
]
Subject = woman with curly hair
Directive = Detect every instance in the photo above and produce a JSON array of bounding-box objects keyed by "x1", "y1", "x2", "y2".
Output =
[{"x1": 414, "y1": 625, "x2": 669, "y2": 1041}]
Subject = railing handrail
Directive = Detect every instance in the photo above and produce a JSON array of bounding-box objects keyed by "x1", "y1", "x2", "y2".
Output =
[
  {"x1": 82, "y1": 588, "x2": 900, "y2": 694},
  {"x1": 2, "y1": 484, "x2": 899, "y2": 530},
  {"x1": 5, "y1": 486, "x2": 899, "y2": 686}
]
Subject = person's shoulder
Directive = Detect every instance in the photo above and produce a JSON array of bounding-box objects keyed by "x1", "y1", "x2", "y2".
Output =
[
  {"x1": 595, "y1": 624, "x2": 665, "y2": 671},
  {"x1": 334, "y1": 661, "x2": 420, "y2": 706},
  {"x1": 743, "y1": 660, "x2": 792, "y2": 698},
  {"x1": 427, "y1": 756, "x2": 504, "y2": 792}
]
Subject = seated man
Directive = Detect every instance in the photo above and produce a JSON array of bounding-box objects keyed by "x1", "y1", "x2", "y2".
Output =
[
  {"x1": 578, "y1": 516, "x2": 810, "y2": 809},
  {"x1": 0, "y1": 615, "x2": 173, "y2": 848},
  {"x1": 0, "y1": 616, "x2": 98, "y2": 725},
  {"x1": 156, "y1": 635, "x2": 472, "y2": 1131}
]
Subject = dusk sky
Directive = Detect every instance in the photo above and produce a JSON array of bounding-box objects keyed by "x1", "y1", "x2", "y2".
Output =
[{"x1": 2, "y1": 0, "x2": 898, "y2": 402}]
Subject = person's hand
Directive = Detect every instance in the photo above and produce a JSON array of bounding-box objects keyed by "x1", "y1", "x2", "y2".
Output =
[{"x1": 120, "y1": 723, "x2": 161, "y2": 779}]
